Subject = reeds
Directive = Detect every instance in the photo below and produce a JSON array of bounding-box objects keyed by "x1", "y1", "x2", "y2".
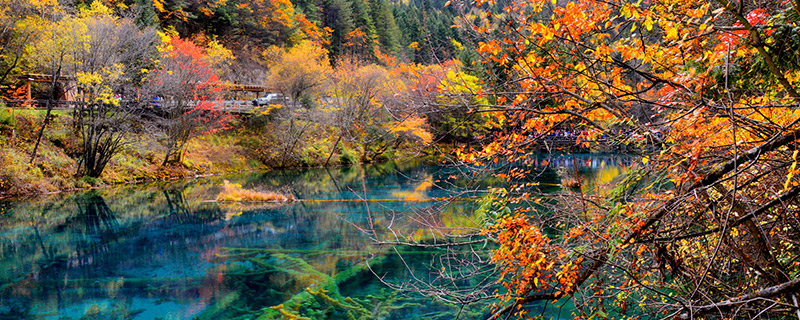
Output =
[{"x1": 216, "y1": 180, "x2": 295, "y2": 202}]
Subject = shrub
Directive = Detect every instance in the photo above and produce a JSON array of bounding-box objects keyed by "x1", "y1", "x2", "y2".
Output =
[
  {"x1": 298, "y1": 141, "x2": 329, "y2": 166},
  {"x1": 0, "y1": 106, "x2": 16, "y2": 128},
  {"x1": 0, "y1": 148, "x2": 53, "y2": 195},
  {"x1": 216, "y1": 180, "x2": 295, "y2": 202},
  {"x1": 339, "y1": 144, "x2": 359, "y2": 165}
]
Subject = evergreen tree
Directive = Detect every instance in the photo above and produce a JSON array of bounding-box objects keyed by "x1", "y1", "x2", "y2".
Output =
[
  {"x1": 342, "y1": 0, "x2": 376, "y2": 60},
  {"x1": 391, "y1": 0, "x2": 465, "y2": 63},
  {"x1": 394, "y1": 5, "x2": 423, "y2": 62},
  {"x1": 349, "y1": 0, "x2": 374, "y2": 32},
  {"x1": 294, "y1": 0, "x2": 323, "y2": 23},
  {"x1": 132, "y1": 0, "x2": 159, "y2": 28},
  {"x1": 323, "y1": 0, "x2": 354, "y2": 61},
  {"x1": 369, "y1": 0, "x2": 399, "y2": 55}
]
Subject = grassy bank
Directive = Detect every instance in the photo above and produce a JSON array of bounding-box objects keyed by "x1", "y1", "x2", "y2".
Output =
[
  {"x1": 0, "y1": 106, "x2": 417, "y2": 198},
  {"x1": 0, "y1": 107, "x2": 260, "y2": 197}
]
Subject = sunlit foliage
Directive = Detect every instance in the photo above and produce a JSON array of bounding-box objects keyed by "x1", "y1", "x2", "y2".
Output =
[{"x1": 434, "y1": 0, "x2": 800, "y2": 318}]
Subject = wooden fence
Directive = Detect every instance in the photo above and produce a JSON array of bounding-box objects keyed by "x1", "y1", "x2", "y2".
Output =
[{"x1": 1, "y1": 99, "x2": 261, "y2": 114}]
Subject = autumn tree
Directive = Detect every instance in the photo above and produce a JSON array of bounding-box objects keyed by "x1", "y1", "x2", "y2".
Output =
[
  {"x1": 18, "y1": 0, "x2": 67, "y2": 163},
  {"x1": 26, "y1": 1, "x2": 158, "y2": 177},
  {"x1": 328, "y1": 60, "x2": 386, "y2": 152},
  {"x1": 327, "y1": 60, "x2": 432, "y2": 162},
  {"x1": 430, "y1": 65, "x2": 492, "y2": 142},
  {"x1": 0, "y1": 0, "x2": 40, "y2": 85},
  {"x1": 267, "y1": 40, "x2": 332, "y2": 108},
  {"x1": 260, "y1": 41, "x2": 331, "y2": 166},
  {"x1": 377, "y1": 0, "x2": 800, "y2": 319},
  {"x1": 144, "y1": 35, "x2": 228, "y2": 166},
  {"x1": 152, "y1": 0, "x2": 324, "y2": 50}
]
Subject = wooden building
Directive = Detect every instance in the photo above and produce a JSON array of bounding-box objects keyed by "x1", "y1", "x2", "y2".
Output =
[{"x1": 17, "y1": 74, "x2": 77, "y2": 101}]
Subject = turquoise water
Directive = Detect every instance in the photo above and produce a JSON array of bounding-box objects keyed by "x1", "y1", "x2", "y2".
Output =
[{"x1": 0, "y1": 155, "x2": 631, "y2": 319}]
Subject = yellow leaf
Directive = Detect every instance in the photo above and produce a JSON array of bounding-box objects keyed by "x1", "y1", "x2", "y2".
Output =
[
  {"x1": 644, "y1": 16, "x2": 653, "y2": 31},
  {"x1": 665, "y1": 25, "x2": 678, "y2": 40},
  {"x1": 153, "y1": 0, "x2": 166, "y2": 12}
]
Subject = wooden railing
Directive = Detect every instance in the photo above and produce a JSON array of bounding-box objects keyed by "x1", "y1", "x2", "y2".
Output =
[
  {"x1": 2, "y1": 99, "x2": 262, "y2": 114},
  {"x1": 2, "y1": 99, "x2": 82, "y2": 109}
]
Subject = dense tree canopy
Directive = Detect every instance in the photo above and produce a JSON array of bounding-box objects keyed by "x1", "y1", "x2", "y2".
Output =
[
  {"x1": 144, "y1": 34, "x2": 228, "y2": 166},
  {"x1": 422, "y1": 0, "x2": 800, "y2": 318}
]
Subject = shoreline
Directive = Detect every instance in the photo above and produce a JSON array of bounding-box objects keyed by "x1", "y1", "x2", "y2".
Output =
[
  {"x1": 0, "y1": 153, "x2": 434, "y2": 201},
  {"x1": 0, "y1": 168, "x2": 263, "y2": 201}
]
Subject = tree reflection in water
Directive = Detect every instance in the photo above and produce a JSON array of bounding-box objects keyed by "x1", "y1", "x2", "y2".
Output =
[{"x1": 71, "y1": 192, "x2": 120, "y2": 263}]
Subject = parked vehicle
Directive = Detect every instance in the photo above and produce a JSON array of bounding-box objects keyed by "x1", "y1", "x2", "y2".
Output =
[{"x1": 252, "y1": 93, "x2": 285, "y2": 106}]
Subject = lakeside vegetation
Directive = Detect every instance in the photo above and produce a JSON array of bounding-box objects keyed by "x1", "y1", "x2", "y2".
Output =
[
  {"x1": 0, "y1": 0, "x2": 477, "y2": 197},
  {"x1": 0, "y1": 101, "x2": 433, "y2": 197}
]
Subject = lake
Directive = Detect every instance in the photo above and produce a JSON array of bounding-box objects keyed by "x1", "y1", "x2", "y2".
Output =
[{"x1": 0, "y1": 154, "x2": 632, "y2": 320}]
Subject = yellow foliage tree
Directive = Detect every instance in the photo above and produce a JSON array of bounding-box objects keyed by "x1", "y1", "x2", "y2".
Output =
[
  {"x1": 25, "y1": 0, "x2": 158, "y2": 177},
  {"x1": 266, "y1": 41, "x2": 332, "y2": 107}
]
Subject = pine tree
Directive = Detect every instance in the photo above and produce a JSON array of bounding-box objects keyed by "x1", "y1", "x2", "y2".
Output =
[
  {"x1": 294, "y1": 0, "x2": 323, "y2": 23},
  {"x1": 394, "y1": 5, "x2": 423, "y2": 62},
  {"x1": 132, "y1": 0, "x2": 159, "y2": 28},
  {"x1": 345, "y1": 0, "x2": 377, "y2": 59},
  {"x1": 323, "y1": 0, "x2": 354, "y2": 61},
  {"x1": 369, "y1": 0, "x2": 399, "y2": 55}
]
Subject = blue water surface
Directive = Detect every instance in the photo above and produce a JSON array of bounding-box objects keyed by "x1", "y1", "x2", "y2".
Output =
[{"x1": 0, "y1": 155, "x2": 631, "y2": 319}]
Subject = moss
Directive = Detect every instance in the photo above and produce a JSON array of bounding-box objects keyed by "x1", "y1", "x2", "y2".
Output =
[
  {"x1": 77, "y1": 302, "x2": 145, "y2": 320},
  {"x1": 194, "y1": 247, "x2": 461, "y2": 320}
]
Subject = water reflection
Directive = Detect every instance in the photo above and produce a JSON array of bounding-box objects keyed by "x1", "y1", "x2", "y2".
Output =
[
  {"x1": 71, "y1": 193, "x2": 120, "y2": 269},
  {"x1": 0, "y1": 155, "x2": 631, "y2": 319},
  {"x1": 526, "y1": 153, "x2": 634, "y2": 169}
]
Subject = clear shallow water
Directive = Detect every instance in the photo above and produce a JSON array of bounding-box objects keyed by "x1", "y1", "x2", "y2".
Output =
[{"x1": 0, "y1": 155, "x2": 631, "y2": 320}]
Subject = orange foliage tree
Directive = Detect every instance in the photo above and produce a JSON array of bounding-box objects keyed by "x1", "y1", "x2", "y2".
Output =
[
  {"x1": 153, "y1": 0, "x2": 324, "y2": 48},
  {"x1": 390, "y1": 0, "x2": 800, "y2": 319},
  {"x1": 144, "y1": 35, "x2": 228, "y2": 166}
]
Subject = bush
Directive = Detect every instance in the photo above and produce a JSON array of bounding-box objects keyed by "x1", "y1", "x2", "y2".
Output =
[
  {"x1": 339, "y1": 144, "x2": 359, "y2": 165},
  {"x1": 0, "y1": 106, "x2": 16, "y2": 128},
  {"x1": 0, "y1": 148, "x2": 52, "y2": 195},
  {"x1": 216, "y1": 180, "x2": 295, "y2": 202},
  {"x1": 298, "y1": 141, "x2": 329, "y2": 166}
]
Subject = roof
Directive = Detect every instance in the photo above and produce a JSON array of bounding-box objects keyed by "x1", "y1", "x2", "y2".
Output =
[{"x1": 17, "y1": 74, "x2": 75, "y2": 82}]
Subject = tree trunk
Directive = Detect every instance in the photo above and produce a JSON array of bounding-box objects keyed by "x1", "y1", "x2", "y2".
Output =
[
  {"x1": 324, "y1": 135, "x2": 342, "y2": 166},
  {"x1": 30, "y1": 60, "x2": 63, "y2": 163}
]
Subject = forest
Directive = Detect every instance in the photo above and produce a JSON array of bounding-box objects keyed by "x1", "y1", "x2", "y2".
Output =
[
  {"x1": 0, "y1": 0, "x2": 478, "y2": 195},
  {"x1": 2, "y1": 0, "x2": 800, "y2": 319}
]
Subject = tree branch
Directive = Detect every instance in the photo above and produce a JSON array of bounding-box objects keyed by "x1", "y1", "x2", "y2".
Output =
[{"x1": 678, "y1": 278, "x2": 800, "y2": 319}]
